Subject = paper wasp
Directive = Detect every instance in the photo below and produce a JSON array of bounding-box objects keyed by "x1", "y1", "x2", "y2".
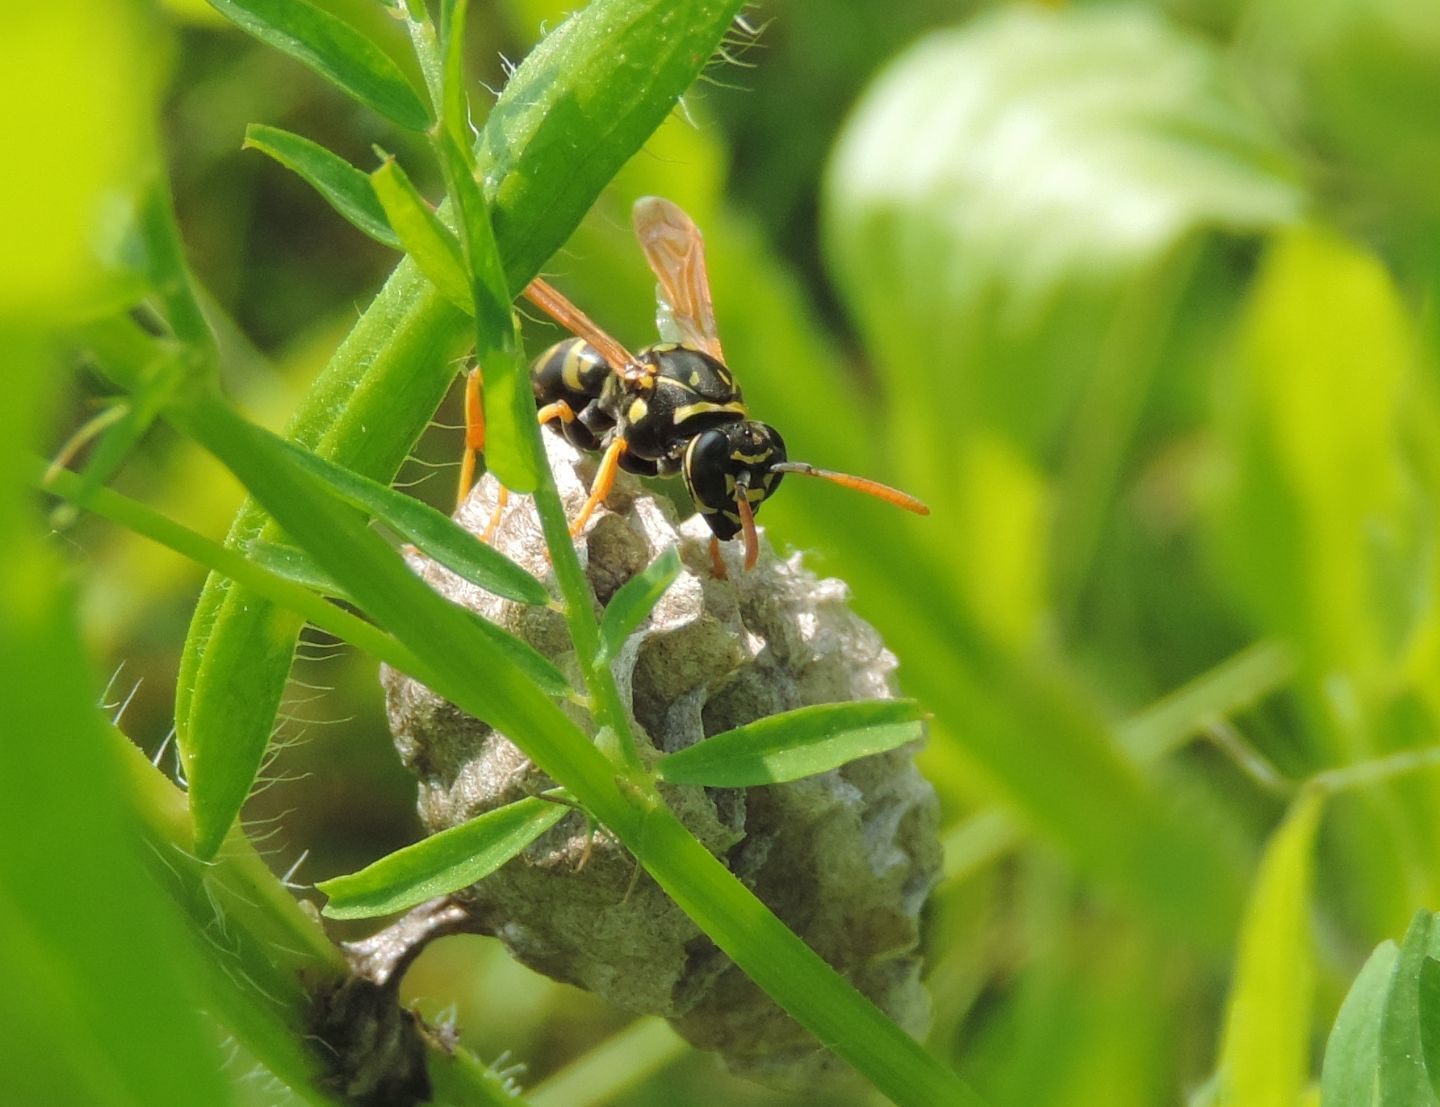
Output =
[{"x1": 459, "y1": 197, "x2": 928, "y2": 571}]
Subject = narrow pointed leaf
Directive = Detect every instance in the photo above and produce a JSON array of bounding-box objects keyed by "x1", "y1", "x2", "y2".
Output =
[
  {"x1": 1212, "y1": 791, "x2": 1323, "y2": 1106},
  {"x1": 433, "y1": 126, "x2": 540, "y2": 491},
  {"x1": 1380, "y1": 913, "x2": 1440, "y2": 1105},
  {"x1": 243, "y1": 540, "x2": 353, "y2": 601},
  {"x1": 440, "y1": 0, "x2": 472, "y2": 156},
  {"x1": 459, "y1": 609, "x2": 571, "y2": 699},
  {"x1": 207, "y1": 0, "x2": 431, "y2": 131},
  {"x1": 597, "y1": 546, "x2": 681, "y2": 662},
  {"x1": 371, "y1": 156, "x2": 472, "y2": 311},
  {"x1": 1321, "y1": 939, "x2": 1398, "y2": 1107},
  {"x1": 243, "y1": 124, "x2": 399, "y2": 248},
  {"x1": 1321, "y1": 911, "x2": 1440, "y2": 1107},
  {"x1": 272, "y1": 436, "x2": 548, "y2": 605},
  {"x1": 657, "y1": 699, "x2": 925, "y2": 787},
  {"x1": 171, "y1": 394, "x2": 594, "y2": 856},
  {"x1": 1421, "y1": 958, "x2": 1440, "y2": 1102},
  {"x1": 318, "y1": 797, "x2": 568, "y2": 919}
]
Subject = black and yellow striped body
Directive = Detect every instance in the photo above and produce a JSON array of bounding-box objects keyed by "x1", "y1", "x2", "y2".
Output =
[{"x1": 530, "y1": 338, "x2": 787, "y2": 539}]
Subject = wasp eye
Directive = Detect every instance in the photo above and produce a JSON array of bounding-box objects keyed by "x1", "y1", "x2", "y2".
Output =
[{"x1": 682, "y1": 429, "x2": 734, "y2": 520}]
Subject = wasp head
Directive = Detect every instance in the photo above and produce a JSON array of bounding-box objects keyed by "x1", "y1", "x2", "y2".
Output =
[{"x1": 682, "y1": 421, "x2": 787, "y2": 564}]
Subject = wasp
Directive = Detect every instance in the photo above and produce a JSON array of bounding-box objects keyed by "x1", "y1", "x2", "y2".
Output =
[{"x1": 459, "y1": 197, "x2": 928, "y2": 571}]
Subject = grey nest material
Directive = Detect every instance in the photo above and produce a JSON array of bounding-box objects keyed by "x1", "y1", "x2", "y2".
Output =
[{"x1": 382, "y1": 434, "x2": 941, "y2": 1087}]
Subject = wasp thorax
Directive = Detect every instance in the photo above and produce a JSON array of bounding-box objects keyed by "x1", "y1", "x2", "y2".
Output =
[
  {"x1": 682, "y1": 421, "x2": 787, "y2": 541},
  {"x1": 382, "y1": 434, "x2": 939, "y2": 1090}
]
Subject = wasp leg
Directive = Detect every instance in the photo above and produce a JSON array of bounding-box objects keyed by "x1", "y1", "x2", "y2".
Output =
[
  {"x1": 538, "y1": 400, "x2": 576, "y2": 427},
  {"x1": 456, "y1": 367, "x2": 486, "y2": 509},
  {"x1": 479, "y1": 486, "x2": 509, "y2": 543},
  {"x1": 570, "y1": 436, "x2": 628, "y2": 537},
  {"x1": 708, "y1": 536, "x2": 728, "y2": 580}
]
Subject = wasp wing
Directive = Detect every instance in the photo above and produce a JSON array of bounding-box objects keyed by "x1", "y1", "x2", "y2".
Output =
[
  {"x1": 632, "y1": 197, "x2": 725, "y2": 362},
  {"x1": 524, "y1": 278, "x2": 643, "y2": 377}
]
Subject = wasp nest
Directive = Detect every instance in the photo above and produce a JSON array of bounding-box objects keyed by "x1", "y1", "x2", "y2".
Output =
[{"x1": 381, "y1": 434, "x2": 940, "y2": 1087}]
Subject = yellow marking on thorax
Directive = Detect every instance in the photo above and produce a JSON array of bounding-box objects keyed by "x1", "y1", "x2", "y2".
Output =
[{"x1": 673, "y1": 400, "x2": 747, "y2": 425}]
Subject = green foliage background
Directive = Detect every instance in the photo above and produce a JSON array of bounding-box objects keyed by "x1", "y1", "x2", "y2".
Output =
[{"x1": 10, "y1": 0, "x2": 1440, "y2": 1103}]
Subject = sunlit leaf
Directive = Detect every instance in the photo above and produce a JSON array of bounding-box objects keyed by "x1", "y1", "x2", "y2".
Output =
[
  {"x1": 318, "y1": 797, "x2": 569, "y2": 919},
  {"x1": 271, "y1": 435, "x2": 549, "y2": 605},
  {"x1": 1321, "y1": 911, "x2": 1440, "y2": 1107},
  {"x1": 432, "y1": 125, "x2": 540, "y2": 492},
  {"x1": 597, "y1": 546, "x2": 680, "y2": 663},
  {"x1": 243, "y1": 124, "x2": 399, "y2": 248},
  {"x1": 370, "y1": 155, "x2": 471, "y2": 312},
  {"x1": 1420, "y1": 957, "x2": 1440, "y2": 1102},
  {"x1": 243, "y1": 540, "x2": 352, "y2": 600},
  {"x1": 657, "y1": 700, "x2": 924, "y2": 787},
  {"x1": 1211, "y1": 791, "x2": 1323, "y2": 1107},
  {"x1": 208, "y1": 0, "x2": 431, "y2": 130},
  {"x1": 459, "y1": 609, "x2": 571, "y2": 699}
]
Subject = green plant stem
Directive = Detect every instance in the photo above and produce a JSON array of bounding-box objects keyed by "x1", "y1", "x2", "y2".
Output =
[
  {"x1": 34, "y1": 460, "x2": 434, "y2": 692},
  {"x1": 531, "y1": 478, "x2": 645, "y2": 773},
  {"x1": 402, "y1": 0, "x2": 643, "y2": 773}
]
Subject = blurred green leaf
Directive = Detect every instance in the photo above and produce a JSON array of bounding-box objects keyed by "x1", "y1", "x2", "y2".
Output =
[
  {"x1": 1213, "y1": 225, "x2": 1425, "y2": 728},
  {"x1": 597, "y1": 545, "x2": 680, "y2": 663},
  {"x1": 371, "y1": 155, "x2": 472, "y2": 312},
  {"x1": 318, "y1": 796, "x2": 568, "y2": 919},
  {"x1": 657, "y1": 700, "x2": 924, "y2": 787},
  {"x1": 1211, "y1": 792, "x2": 1323, "y2": 1107},
  {"x1": 826, "y1": 5, "x2": 1299, "y2": 609},
  {"x1": 271, "y1": 435, "x2": 549, "y2": 605},
  {"x1": 827, "y1": 4, "x2": 1298, "y2": 465},
  {"x1": 243, "y1": 124, "x2": 400, "y2": 248},
  {"x1": 207, "y1": 0, "x2": 432, "y2": 130},
  {"x1": 1247, "y1": 0, "x2": 1440, "y2": 223}
]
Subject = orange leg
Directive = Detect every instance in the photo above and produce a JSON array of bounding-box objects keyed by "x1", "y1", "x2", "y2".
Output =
[
  {"x1": 456, "y1": 367, "x2": 486, "y2": 508},
  {"x1": 708, "y1": 536, "x2": 728, "y2": 580},
  {"x1": 480, "y1": 486, "x2": 509, "y2": 543},
  {"x1": 570, "y1": 436, "x2": 628, "y2": 536},
  {"x1": 538, "y1": 400, "x2": 575, "y2": 427}
]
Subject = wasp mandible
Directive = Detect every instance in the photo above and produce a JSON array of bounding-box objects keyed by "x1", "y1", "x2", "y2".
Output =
[{"x1": 459, "y1": 197, "x2": 929, "y2": 571}]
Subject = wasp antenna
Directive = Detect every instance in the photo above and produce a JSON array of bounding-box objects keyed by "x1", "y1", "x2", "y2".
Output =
[{"x1": 770, "y1": 462, "x2": 930, "y2": 516}]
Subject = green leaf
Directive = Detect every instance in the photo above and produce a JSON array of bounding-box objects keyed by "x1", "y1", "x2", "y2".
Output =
[
  {"x1": 318, "y1": 797, "x2": 568, "y2": 919},
  {"x1": 1321, "y1": 910, "x2": 1440, "y2": 1107},
  {"x1": 597, "y1": 546, "x2": 681, "y2": 663},
  {"x1": 440, "y1": 0, "x2": 472, "y2": 155},
  {"x1": 459, "y1": 609, "x2": 571, "y2": 699},
  {"x1": 207, "y1": 0, "x2": 431, "y2": 131},
  {"x1": 1321, "y1": 939, "x2": 1398, "y2": 1107},
  {"x1": 271, "y1": 435, "x2": 549, "y2": 605},
  {"x1": 1211, "y1": 791, "x2": 1323, "y2": 1107},
  {"x1": 370, "y1": 156, "x2": 472, "y2": 312},
  {"x1": 243, "y1": 540, "x2": 353, "y2": 600},
  {"x1": 432, "y1": 125, "x2": 540, "y2": 492},
  {"x1": 826, "y1": 5, "x2": 1299, "y2": 605},
  {"x1": 1421, "y1": 958, "x2": 1440, "y2": 1102},
  {"x1": 657, "y1": 700, "x2": 925, "y2": 787},
  {"x1": 243, "y1": 124, "x2": 399, "y2": 248}
]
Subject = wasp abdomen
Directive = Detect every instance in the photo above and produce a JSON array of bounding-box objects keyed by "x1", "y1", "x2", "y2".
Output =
[{"x1": 532, "y1": 339, "x2": 614, "y2": 452}]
